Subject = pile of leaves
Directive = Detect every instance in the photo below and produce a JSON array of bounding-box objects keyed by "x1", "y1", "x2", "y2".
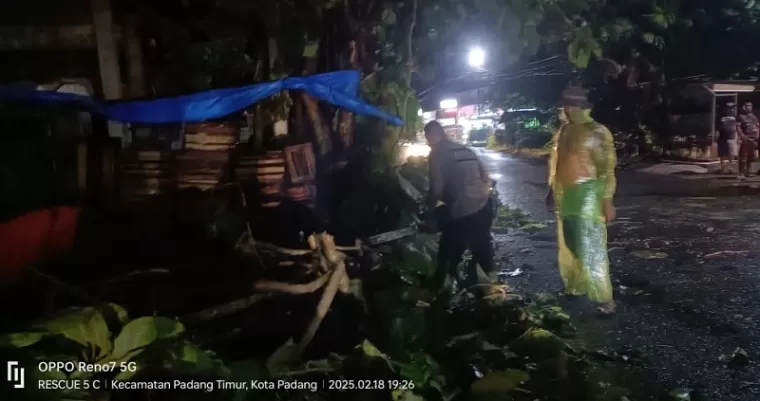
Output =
[
  {"x1": 493, "y1": 205, "x2": 548, "y2": 234},
  {"x1": 0, "y1": 285, "x2": 637, "y2": 401}
]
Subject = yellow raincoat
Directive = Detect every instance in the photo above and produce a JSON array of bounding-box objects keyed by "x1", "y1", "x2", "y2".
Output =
[{"x1": 548, "y1": 108, "x2": 616, "y2": 303}]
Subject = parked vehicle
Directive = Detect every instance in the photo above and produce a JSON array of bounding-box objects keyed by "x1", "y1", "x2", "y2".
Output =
[
  {"x1": 443, "y1": 124, "x2": 465, "y2": 143},
  {"x1": 468, "y1": 126, "x2": 490, "y2": 147}
]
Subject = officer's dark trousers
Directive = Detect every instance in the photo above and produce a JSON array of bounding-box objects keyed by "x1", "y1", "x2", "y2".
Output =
[{"x1": 434, "y1": 200, "x2": 494, "y2": 288}]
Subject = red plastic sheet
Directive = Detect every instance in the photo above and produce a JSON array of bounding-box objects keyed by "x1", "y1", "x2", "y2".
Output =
[{"x1": 0, "y1": 206, "x2": 79, "y2": 278}]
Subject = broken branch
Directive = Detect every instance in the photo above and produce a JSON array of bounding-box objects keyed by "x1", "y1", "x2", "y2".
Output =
[
  {"x1": 181, "y1": 293, "x2": 275, "y2": 321},
  {"x1": 237, "y1": 233, "x2": 364, "y2": 257},
  {"x1": 254, "y1": 274, "x2": 331, "y2": 294},
  {"x1": 296, "y1": 260, "x2": 347, "y2": 356},
  {"x1": 87, "y1": 268, "x2": 171, "y2": 288},
  {"x1": 704, "y1": 250, "x2": 748, "y2": 258}
]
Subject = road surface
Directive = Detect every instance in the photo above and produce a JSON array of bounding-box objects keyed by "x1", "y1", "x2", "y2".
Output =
[{"x1": 473, "y1": 147, "x2": 760, "y2": 401}]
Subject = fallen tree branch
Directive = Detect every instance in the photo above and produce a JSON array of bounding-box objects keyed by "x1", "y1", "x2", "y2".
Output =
[
  {"x1": 181, "y1": 293, "x2": 275, "y2": 321},
  {"x1": 293, "y1": 232, "x2": 349, "y2": 356},
  {"x1": 87, "y1": 268, "x2": 171, "y2": 287},
  {"x1": 296, "y1": 260, "x2": 347, "y2": 356},
  {"x1": 253, "y1": 274, "x2": 331, "y2": 294},
  {"x1": 236, "y1": 232, "x2": 365, "y2": 258},
  {"x1": 339, "y1": 274, "x2": 350, "y2": 294},
  {"x1": 704, "y1": 250, "x2": 748, "y2": 258},
  {"x1": 236, "y1": 234, "x2": 312, "y2": 256}
]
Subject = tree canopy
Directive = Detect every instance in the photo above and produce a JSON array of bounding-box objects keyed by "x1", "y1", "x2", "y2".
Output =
[{"x1": 126, "y1": 0, "x2": 760, "y2": 155}]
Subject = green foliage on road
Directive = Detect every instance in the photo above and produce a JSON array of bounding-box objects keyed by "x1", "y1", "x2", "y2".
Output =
[
  {"x1": 493, "y1": 204, "x2": 548, "y2": 233},
  {"x1": 0, "y1": 282, "x2": 634, "y2": 401}
]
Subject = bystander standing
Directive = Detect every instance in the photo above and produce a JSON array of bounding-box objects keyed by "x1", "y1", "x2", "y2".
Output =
[
  {"x1": 737, "y1": 101, "x2": 759, "y2": 180},
  {"x1": 717, "y1": 103, "x2": 739, "y2": 175}
]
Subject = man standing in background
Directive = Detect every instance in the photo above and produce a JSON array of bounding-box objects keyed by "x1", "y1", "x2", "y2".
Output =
[
  {"x1": 547, "y1": 86, "x2": 617, "y2": 314},
  {"x1": 717, "y1": 103, "x2": 739, "y2": 175},
  {"x1": 737, "y1": 101, "x2": 759, "y2": 180},
  {"x1": 424, "y1": 120, "x2": 494, "y2": 290}
]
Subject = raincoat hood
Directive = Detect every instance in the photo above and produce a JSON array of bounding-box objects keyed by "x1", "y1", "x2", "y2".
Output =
[{"x1": 565, "y1": 107, "x2": 593, "y2": 124}]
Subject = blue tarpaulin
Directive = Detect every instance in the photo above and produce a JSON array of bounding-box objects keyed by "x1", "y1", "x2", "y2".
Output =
[{"x1": 0, "y1": 70, "x2": 403, "y2": 126}]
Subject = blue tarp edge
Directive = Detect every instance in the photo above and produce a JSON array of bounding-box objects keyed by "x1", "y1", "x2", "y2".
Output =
[{"x1": 0, "y1": 71, "x2": 403, "y2": 126}]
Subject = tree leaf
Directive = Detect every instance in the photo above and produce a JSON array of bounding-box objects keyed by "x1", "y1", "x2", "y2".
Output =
[
  {"x1": 382, "y1": 8, "x2": 397, "y2": 25},
  {"x1": 110, "y1": 304, "x2": 129, "y2": 325},
  {"x1": 444, "y1": 332, "x2": 481, "y2": 347},
  {"x1": 166, "y1": 341, "x2": 221, "y2": 376},
  {"x1": 471, "y1": 369, "x2": 530, "y2": 393},
  {"x1": 392, "y1": 389, "x2": 425, "y2": 401},
  {"x1": 509, "y1": 327, "x2": 574, "y2": 357},
  {"x1": 266, "y1": 338, "x2": 300, "y2": 375},
  {"x1": 360, "y1": 339, "x2": 387, "y2": 358},
  {"x1": 646, "y1": 12, "x2": 670, "y2": 28},
  {"x1": 667, "y1": 388, "x2": 692, "y2": 401},
  {"x1": 302, "y1": 41, "x2": 319, "y2": 58},
  {"x1": 568, "y1": 40, "x2": 579, "y2": 61},
  {"x1": 610, "y1": 18, "x2": 634, "y2": 36},
  {"x1": 36, "y1": 306, "x2": 112, "y2": 359},
  {"x1": 0, "y1": 331, "x2": 50, "y2": 348},
  {"x1": 108, "y1": 317, "x2": 184, "y2": 362},
  {"x1": 403, "y1": 95, "x2": 422, "y2": 134},
  {"x1": 591, "y1": 43, "x2": 603, "y2": 58},
  {"x1": 573, "y1": 48, "x2": 590, "y2": 68}
]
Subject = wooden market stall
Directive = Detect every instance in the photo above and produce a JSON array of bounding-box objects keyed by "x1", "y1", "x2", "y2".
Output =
[{"x1": 0, "y1": 72, "x2": 403, "y2": 352}]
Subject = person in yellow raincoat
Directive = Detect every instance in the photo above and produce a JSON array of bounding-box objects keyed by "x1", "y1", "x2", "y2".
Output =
[{"x1": 547, "y1": 86, "x2": 617, "y2": 314}]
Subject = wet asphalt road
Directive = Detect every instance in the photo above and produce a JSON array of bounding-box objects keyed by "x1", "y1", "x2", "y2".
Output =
[{"x1": 473, "y1": 147, "x2": 760, "y2": 401}]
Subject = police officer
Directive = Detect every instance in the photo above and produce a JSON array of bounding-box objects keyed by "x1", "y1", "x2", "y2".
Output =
[{"x1": 424, "y1": 121, "x2": 494, "y2": 289}]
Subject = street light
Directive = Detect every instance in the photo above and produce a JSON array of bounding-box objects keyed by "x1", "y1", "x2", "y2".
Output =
[
  {"x1": 468, "y1": 47, "x2": 486, "y2": 113},
  {"x1": 468, "y1": 47, "x2": 485, "y2": 68},
  {"x1": 440, "y1": 99, "x2": 458, "y2": 109}
]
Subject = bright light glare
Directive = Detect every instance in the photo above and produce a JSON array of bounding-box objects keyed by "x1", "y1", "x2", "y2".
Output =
[
  {"x1": 417, "y1": 108, "x2": 423, "y2": 116},
  {"x1": 485, "y1": 151, "x2": 505, "y2": 161},
  {"x1": 489, "y1": 173, "x2": 503, "y2": 181},
  {"x1": 440, "y1": 99, "x2": 458, "y2": 109},
  {"x1": 468, "y1": 47, "x2": 486, "y2": 68},
  {"x1": 401, "y1": 143, "x2": 431, "y2": 158}
]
